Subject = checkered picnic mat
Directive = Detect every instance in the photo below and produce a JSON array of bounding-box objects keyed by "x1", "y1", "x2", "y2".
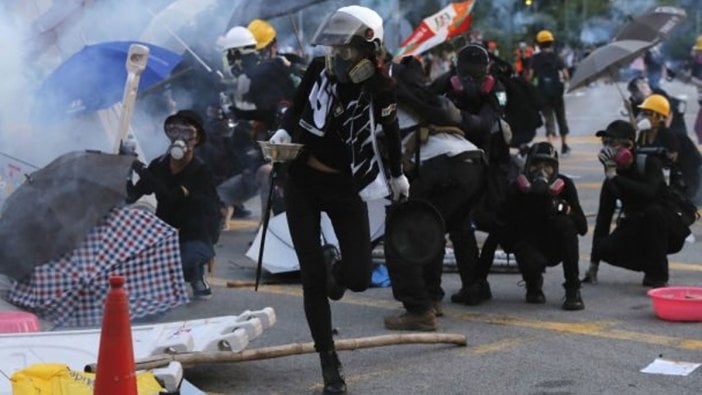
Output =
[{"x1": 8, "y1": 206, "x2": 189, "y2": 327}]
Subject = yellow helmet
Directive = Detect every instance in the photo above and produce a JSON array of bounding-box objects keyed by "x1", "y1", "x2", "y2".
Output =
[
  {"x1": 248, "y1": 19, "x2": 277, "y2": 50},
  {"x1": 638, "y1": 94, "x2": 670, "y2": 118},
  {"x1": 536, "y1": 30, "x2": 554, "y2": 44},
  {"x1": 693, "y1": 35, "x2": 702, "y2": 51}
]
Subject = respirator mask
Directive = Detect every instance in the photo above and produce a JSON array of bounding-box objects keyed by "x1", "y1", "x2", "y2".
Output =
[
  {"x1": 165, "y1": 123, "x2": 198, "y2": 160},
  {"x1": 516, "y1": 161, "x2": 564, "y2": 196},
  {"x1": 326, "y1": 46, "x2": 375, "y2": 84},
  {"x1": 636, "y1": 113, "x2": 653, "y2": 131},
  {"x1": 602, "y1": 138, "x2": 634, "y2": 168}
]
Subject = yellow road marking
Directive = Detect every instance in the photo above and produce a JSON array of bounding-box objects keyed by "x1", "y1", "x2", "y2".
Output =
[{"x1": 211, "y1": 281, "x2": 702, "y2": 351}]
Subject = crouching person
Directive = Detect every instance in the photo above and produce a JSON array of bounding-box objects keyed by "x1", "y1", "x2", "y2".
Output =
[
  {"x1": 500, "y1": 142, "x2": 587, "y2": 310},
  {"x1": 586, "y1": 120, "x2": 692, "y2": 287}
]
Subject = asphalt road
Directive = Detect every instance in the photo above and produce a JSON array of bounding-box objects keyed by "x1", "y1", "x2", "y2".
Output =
[{"x1": 155, "y1": 80, "x2": 702, "y2": 395}]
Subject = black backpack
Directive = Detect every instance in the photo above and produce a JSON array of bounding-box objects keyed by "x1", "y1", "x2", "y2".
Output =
[{"x1": 535, "y1": 53, "x2": 564, "y2": 103}]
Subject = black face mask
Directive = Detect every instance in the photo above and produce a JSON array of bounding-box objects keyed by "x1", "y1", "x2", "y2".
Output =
[{"x1": 228, "y1": 52, "x2": 259, "y2": 77}]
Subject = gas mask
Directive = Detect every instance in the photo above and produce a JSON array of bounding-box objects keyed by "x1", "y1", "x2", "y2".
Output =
[
  {"x1": 636, "y1": 116, "x2": 652, "y2": 131},
  {"x1": 226, "y1": 50, "x2": 260, "y2": 78},
  {"x1": 169, "y1": 140, "x2": 187, "y2": 160},
  {"x1": 165, "y1": 123, "x2": 198, "y2": 160},
  {"x1": 516, "y1": 160, "x2": 563, "y2": 196},
  {"x1": 326, "y1": 46, "x2": 375, "y2": 84},
  {"x1": 516, "y1": 172, "x2": 564, "y2": 196}
]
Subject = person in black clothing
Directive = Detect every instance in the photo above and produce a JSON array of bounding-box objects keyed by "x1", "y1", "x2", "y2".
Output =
[
  {"x1": 627, "y1": 80, "x2": 702, "y2": 201},
  {"x1": 497, "y1": 142, "x2": 586, "y2": 310},
  {"x1": 528, "y1": 30, "x2": 571, "y2": 155},
  {"x1": 127, "y1": 110, "x2": 223, "y2": 300},
  {"x1": 268, "y1": 6, "x2": 408, "y2": 395},
  {"x1": 585, "y1": 120, "x2": 680, "y2": 287},
  {"x1": 382, "y1": 55, "x2": 485, "y2": 331},
  {"x1": 429, "y1": 43, "x2": 511, "y2": 306}
]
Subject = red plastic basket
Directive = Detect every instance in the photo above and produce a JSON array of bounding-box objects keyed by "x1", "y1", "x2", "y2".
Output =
[
  {"x1": 0, "y1": 311, "x2": 40, "y2": 333},
  {"x1": 648, "y1": 287, "x2": 702, "y2": 322}
]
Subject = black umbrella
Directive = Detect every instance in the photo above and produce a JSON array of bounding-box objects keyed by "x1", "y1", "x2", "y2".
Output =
[
  {"x1": 0, "y1": 150, "x2": 135, "y2": 280},
  {"x1": 568, "y1": 40, "x2": 655, "y2": 93},
  {"x1": 615, "y1": 6, "x2": 686, "y2": 43}
]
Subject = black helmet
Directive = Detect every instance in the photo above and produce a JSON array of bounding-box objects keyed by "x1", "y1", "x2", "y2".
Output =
[
  {"x1": 525, "y1": 142, "x2": 559, "y2": 181},
  {"x1": 456, "y1": 43, "x2": 489, "y2": 78}
]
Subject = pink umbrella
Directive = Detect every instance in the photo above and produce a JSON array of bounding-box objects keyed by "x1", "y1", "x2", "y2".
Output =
[{"x1": 395, "y1": 1, "x2": 475, "y2": 58}]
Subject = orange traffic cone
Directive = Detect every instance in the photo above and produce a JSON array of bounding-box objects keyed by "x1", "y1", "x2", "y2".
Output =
[{"x1": 93, "y1": 276, "x2": 138, "y2": 395}]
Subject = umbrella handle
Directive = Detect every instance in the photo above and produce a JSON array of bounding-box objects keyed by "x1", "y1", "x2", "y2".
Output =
[
  {"x1": 255, "y1": 167, "x2": 278, "y2": 291},
  {"x1": 114, "y1": 44, "x2": 149, "y2": 154}
]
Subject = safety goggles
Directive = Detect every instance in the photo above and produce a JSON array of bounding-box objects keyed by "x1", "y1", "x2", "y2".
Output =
[
  {"x1": 328, "y1": 46, "x2": 360, "y2": 61},
  {"x1": 640, "y1": 110, "x2": 654, "y2": 117},
  {"x1": 165, "y1": 123, "x2": 198, "y2": 143}
]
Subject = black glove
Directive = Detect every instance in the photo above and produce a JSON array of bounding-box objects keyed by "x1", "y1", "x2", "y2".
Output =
[{"x1": 131, "y1": 160, "x2": 147, "y2": 176}]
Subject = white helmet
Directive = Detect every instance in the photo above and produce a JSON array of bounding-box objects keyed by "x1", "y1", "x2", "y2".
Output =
[
  {"x1": 311, "y1": 5, "x2": 384, "y2": 47},
  {"x1": 217, "y1": 26, "x2": 257, "y2": 52}
]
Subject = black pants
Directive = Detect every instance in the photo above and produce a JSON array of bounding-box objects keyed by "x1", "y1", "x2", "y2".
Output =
[
  {"x1": 542, "y1": 96, "x2": 569, "y2": 138},
  {"x1": 285, "y1": 161, "x2": 373, "y2": 352},
  {"x1": 386, "y1": 153, "x2": 484, "y2": 313},
  {"x1": 511, "y1": 214, "x2": 581, "y2": 288},
  {"x1": 592, "y1": 205, "x2": 670, "y2": 282}
]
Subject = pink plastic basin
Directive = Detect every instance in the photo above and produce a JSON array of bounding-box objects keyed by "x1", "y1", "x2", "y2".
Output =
[{"x1": 648, "y1": 287, "x2": 702, "y2": 322}]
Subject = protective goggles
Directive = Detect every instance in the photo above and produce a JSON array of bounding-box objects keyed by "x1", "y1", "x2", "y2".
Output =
[
  {"x1": 165, "y1": 123, "x2": 198, "y2": 142},
  {"x1": 328, "y1": 46, "x2": 360, "y2": 61}
]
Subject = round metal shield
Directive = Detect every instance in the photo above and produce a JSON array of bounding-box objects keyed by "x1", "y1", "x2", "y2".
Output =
[{"x1": 384, "y1": 200, "x2": 445, "y2": 267}]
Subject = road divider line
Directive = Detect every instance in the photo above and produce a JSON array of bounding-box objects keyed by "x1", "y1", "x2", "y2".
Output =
[{"x1": 219, "y1": 282, "x2": 702, "y2": 351}]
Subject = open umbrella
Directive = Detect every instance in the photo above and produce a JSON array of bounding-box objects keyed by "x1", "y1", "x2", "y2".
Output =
[
  {"x1": 395, "y1": 1, "x2": 475, "y2": 58},
  {"x1": 7, "y1": 206, "x2": 188, "y2": 328},
  {"x1": 0, "y1": 150, "x2": 135, "y2": 281},
  {"x1": 36, "y1": 41, "x2": 182, "y2": 119},
  {"x1": 615, "y1": 6, "x2": 686, "y2": 43},
  {"x1": 568, "y1": 40, "x2": 655, "y2": 93},
  {"x1": 246, "y1": 199, "x2": 389, "y2": 274}
]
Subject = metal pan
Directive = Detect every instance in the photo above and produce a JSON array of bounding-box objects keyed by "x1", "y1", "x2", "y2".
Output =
[{"x1": 384, "y1": 199, "x2": 445, "y2": 267}]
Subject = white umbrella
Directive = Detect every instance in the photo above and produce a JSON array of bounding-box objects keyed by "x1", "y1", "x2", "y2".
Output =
[{"x1": 246, "y1": 199, "x2": 389, "y2": 274}]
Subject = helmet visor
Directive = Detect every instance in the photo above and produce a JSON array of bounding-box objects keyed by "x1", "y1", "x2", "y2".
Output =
[{"x1": 311, "y1": 11, "x2": 372, "y2": 46}]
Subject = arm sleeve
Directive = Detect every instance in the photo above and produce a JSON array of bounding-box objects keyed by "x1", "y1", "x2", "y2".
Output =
[
  {"x1": 458, "y1": 101, "x2": 499, "y2": 147},
  {"x1": 279, "y1": 58, "x2": 325, "y2": 139},
  {"x1": 591, "y1": 180, "x2": 616, "y2": 259},
  {"x1": 375, "y1": 88, "x2": 403, "y2": 177}
]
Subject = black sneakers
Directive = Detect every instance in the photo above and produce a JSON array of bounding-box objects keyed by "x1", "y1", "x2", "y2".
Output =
[
  {"x1": 191, "y1": 278, "x2": 213, "y2": 300},
  {"x1": 450, "y1": 280, "x2": 492, "y2": 305},
  {"x1": 320, "y1": 350, "x2": 347, "y2": 394},
  {"x1": 562, "y1": 288, "x2": 584, "y2": 310},
  {"x1": 561, "y1": 144, "x2": 571, "y2": 155}
]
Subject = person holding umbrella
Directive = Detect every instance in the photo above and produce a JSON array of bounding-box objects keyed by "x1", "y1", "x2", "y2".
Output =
[
  {"x1": 127, "y1": 110, "x2": 223, "y2": 301},
  {"x1": 268, "y1": 5, "x2": 408, "y2": 394}
]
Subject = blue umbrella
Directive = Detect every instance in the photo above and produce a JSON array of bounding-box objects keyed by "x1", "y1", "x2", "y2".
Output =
[{"x1": 36, "y1": 41, "x2": 182, "y2": 119}]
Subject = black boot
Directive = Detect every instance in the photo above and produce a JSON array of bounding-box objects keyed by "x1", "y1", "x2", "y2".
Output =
[
  {"x1": 320, "y1": 350, "x2": 347, "y2": 394},
  {"x1": 562, "y1": 287, "x2": 584, "y2": 311},
  {"x1": 322, "y1": 245, "x2": 346, "y2": 301},
  {"x1": 525, "y1": 276, "x2": 545, "y2": 304}
]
